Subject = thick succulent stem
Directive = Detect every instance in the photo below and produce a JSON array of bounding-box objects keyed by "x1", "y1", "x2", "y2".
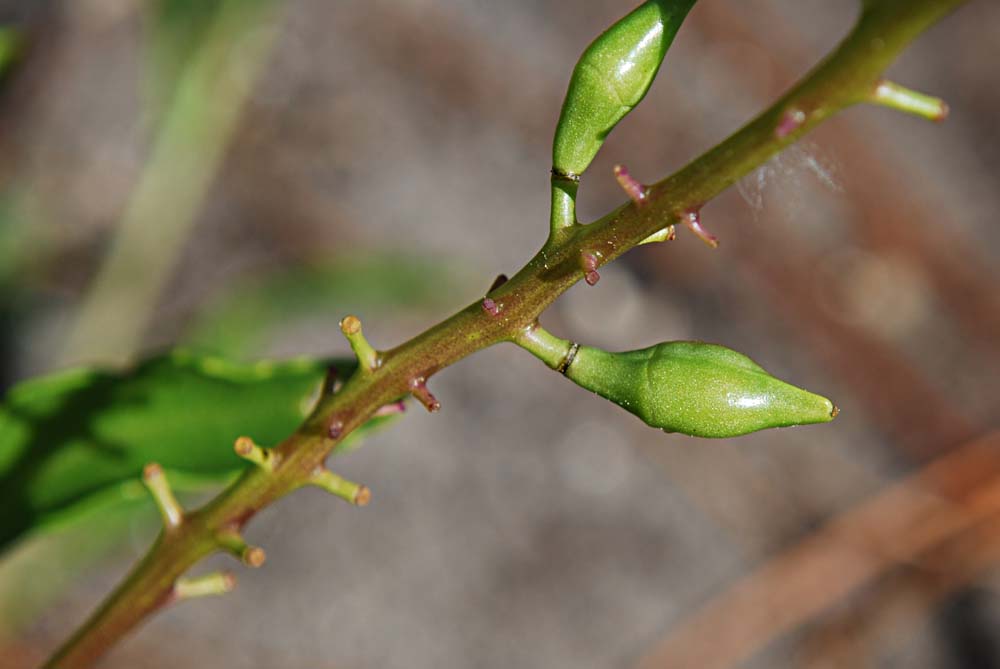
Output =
[{"x1": 43, "y1": 1, "x2": 965, "y2": 666}]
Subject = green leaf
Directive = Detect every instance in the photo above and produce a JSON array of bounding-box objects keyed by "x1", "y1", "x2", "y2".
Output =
[{"x1": 0, "y1": 351, "x2": 389, "y2": 554}]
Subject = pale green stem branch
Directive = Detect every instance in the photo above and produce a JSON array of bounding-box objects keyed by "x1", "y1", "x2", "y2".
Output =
[
  {"x1": 871, "y1": 79, "x2": 949, "y2": 121},
  {"x1": 172, "y1": 572, "x2": 235, "y2": 601}
]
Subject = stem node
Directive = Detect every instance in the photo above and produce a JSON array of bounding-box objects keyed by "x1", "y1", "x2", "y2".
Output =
[
  {"x1": 482, "y1": 297, "x2": 501, "y2": 317},
  {"x1": 775, "y1": 107, "x2": 807, "y2": 139},
  {"x1": 581, "y1": 251, "x2": 601, "y2": 286}
]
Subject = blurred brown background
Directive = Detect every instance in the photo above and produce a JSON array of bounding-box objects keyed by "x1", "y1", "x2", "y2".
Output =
[{"x1": 1, "y1": 0, "x2": 998, "y2": 667}]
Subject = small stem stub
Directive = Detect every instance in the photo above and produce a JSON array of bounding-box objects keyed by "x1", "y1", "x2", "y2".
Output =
[
  {"x1": 340, "y1": 315, "x2": 379, "y2": 373},
  {"x1": 234, "y1": 436, "x2": 277, "y2": 472},
  {"x1": 173, "y1": 572, "x2": 236, "y2": 602},
  {"x1": 409, "y1": 376, "x2": 441, "y2": 412},
  {"x1": 217, "y1": 529, "x2": 267, "y2": 568},
  {"x1": 373, "y1": 400, "x2": 407, "y2": 417},
  {"x1": 142, "y1": 463, "x2": 184, "y2": 530},
  {"x1": 580, "y1": 251, "x2": 601, "y2": 286},
  {"x1": 682, "y1": 209, "x2": 719, "y2": 248},
  {"x1": 613, "y1": 164, "x2": 649, "y2": 206},
  {"x1": 482, "y1": 297, "x2": 501, "y2": 317},
  {"x1": 311, "y1": 467, "x2": 371, "y2": 506},
  {"x1": 638, "y1": 225, "x2": 676, "y2": 245},
  {"x1": 775, "y1": 107, "x2": 806, "y2": 139},
  {"x1": 872, "y1": 79, "x2": 948, "y2": 122}
]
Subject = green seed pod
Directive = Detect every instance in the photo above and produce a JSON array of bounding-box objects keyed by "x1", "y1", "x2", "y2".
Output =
[
  {"x1": 565, "y1": 341, "x2": 837, "y2": 438},
  {"x1": 552, "y1": 0, "x2": 696, "y2": 177}
]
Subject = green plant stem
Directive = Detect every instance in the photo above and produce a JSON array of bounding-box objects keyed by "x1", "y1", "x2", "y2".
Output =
[
  {"x1": 517, "y1": 322, "x2": 575, "y2": 370},
  {"x1": 43, "y1": 1, "x2": 965, "y2": 666},
  {"x1": 549, "y1": 176, "x2": 579, "y2": 232}
]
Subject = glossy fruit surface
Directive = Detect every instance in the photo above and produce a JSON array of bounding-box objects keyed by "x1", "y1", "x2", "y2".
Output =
[
  {"x1": 552, "y1": 0, "x2": 696, "y2": 176},
  {"x1": 566, "y1": 341, "x2": 837, "y2": 438}
]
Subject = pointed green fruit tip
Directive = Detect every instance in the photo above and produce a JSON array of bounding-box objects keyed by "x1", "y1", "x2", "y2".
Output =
[
  {"x1": 816, "y1": 395, "x2": 838, "y2": 423},
  {"x1": 766, "y1": 383, "x2": 838, "y2": 428}
]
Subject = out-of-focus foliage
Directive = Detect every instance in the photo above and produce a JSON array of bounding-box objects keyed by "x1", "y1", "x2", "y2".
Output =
[
  {"x1": 0, "y1": 27, "x2": 20, "y2": 76},
  {"x1": 187, "y1": 255, "x2": 463, "y2": 357},
  {"x1": 145, "y1": 0, "x2": 276, "y2": 110}
]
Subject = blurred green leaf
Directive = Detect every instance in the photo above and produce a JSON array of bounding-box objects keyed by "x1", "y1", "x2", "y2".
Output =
[
  {"x1": 0, "y1": 350, "x2": 389, "y2": 555},
  {"x1": 187, "y1": 254, "x2": 466, "y2": 356},
  {"x1": 145, "y1": 0, "x2": 275, "y2": 111},
  {"x1": 0, "y1": 27, "x2": 21, "y2": 76}
]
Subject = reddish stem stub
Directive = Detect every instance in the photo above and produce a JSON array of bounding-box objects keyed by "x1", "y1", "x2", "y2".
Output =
[
  {"x1": 409, "y1": 377, "x2": 441, "y2": 412},
  {"x1": 682, "y1": 209, "x2": 719, "y2": 248},
  {"x1": 373, "y1": 400, "x2": 407, "y2": 417},
  {"x1": 482, "y1": 297, "x2": 501, "y2": 317},
  {"x1": 581, "y1": 251, "x2": 601, "y2": 286},
  {"x1": 328, "y1": 418, "x2": 345, "y2": 439},
  {"x1": 775, "y1": 108, "x2": 807, "y2": 139},
  {"x1": 613, "y1": 164, "x2": 648, "y2": 206}
]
